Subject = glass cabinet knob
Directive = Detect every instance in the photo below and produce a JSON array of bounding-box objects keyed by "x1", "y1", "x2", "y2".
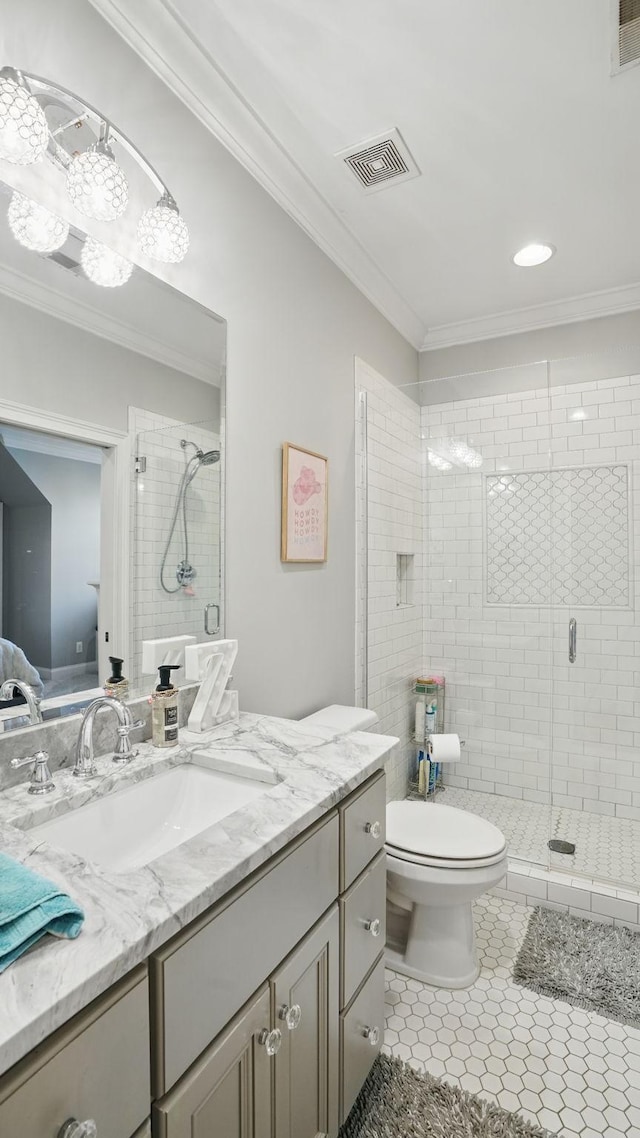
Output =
[
  {"x1": 363, "y1": 1025, "x2": 380, "y2": 1047},
  {"x1": 278, "y1": 1003, "x2": 302, "y2": 1030},
  {"x1": 364, "y1": 918, "x2": 381, "y2": 938},
  {"x1": 364, "y1": 820, "x2": 381, "y2": 839},
  {"x1": 258, "y1": 1027, "x2": 282, "y2": 1057},
  {"x1": 57, "y1": 1120, "x2": 97, "y2": 1138}
]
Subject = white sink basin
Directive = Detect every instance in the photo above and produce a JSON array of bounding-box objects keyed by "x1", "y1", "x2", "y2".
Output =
[{"x1": 27, "y1": 762, "x2": 271, "y2": 872}]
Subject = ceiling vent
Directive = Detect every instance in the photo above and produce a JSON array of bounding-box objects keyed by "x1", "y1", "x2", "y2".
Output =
[
  {"x1": 616, "y1": 0, "x2": 640, "y2": 70},
  {"x1": 335, "y1": 129, "x2": 420, "y2": 194}
]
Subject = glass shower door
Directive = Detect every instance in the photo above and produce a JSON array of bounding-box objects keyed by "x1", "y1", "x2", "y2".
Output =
[
  {"x1": 131, "y1": 418, "x2": 222, "y2": 691},
  {"x1": 418, "y1": 362, "x2": 554, "y2": 869},
  {"x1": 549, "y1": 353, "x2": 640, "y2": 889}
]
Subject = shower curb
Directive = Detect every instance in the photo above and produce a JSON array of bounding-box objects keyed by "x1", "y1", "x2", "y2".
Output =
[{"x1": 491, "y1": 859, "x2": 640, "y2": 933}]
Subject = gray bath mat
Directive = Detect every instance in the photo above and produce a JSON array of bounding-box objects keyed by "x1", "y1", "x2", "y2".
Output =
[
  {"x1": 513, "y1": 905, "x2": 640, "y2": 1028},
  {"x1": 339, "y1": 1053, "x2": 549, "y2": 1137}
]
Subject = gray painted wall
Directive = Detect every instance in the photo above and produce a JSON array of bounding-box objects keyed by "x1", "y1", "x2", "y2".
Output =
[
  {"x1": 419, "y1": 310, "x2": 640, "y2": 402},
  {"x1": 8, "y1": 449, "x2": 101, "y2": 670},
  {"x1": 0, "y1": 291, "x2": 217, "y2": 434},
  {"x1": 1, "y1": 2, "x2": 418, "y2": 718}
]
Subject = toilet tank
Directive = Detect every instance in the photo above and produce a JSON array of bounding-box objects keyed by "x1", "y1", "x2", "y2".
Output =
[{"x1": 299, "y1": 704, "x2": 378, "y2": 732}]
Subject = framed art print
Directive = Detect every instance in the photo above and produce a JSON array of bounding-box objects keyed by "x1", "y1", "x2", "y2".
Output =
[{"x1": 281, "y1": 443, "x2": 328, "y2": 562}]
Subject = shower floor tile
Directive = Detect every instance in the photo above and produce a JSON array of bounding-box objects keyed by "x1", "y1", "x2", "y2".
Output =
[
  {"x1": 441, "y1": 786, "x2": 640, "y2": 888},
  {"x1": 384, "y1": 893, "x2": 640, "y2": 1137}
]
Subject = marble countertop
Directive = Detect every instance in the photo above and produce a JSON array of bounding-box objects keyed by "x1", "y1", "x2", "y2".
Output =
[{"x1": 0, "y1": 712, "x2": 397, "y2": 1076}]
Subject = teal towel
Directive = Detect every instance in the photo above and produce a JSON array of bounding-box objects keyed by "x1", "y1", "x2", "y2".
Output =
[{"x1": 0, "y1": 852, "x2": 84, "y2": 973}]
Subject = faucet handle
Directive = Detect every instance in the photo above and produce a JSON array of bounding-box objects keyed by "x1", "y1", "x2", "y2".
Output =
[
  {"x1": 10, "y1": 750, "x2": 54, "y2": 795},
  {"x1": 113, "y1": 720, "x2": 143, "y2": 764}
]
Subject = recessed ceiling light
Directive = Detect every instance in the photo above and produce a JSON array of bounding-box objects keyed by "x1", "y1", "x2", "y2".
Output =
[{"x1": 512, "y1": 243, "x2": 555, "y2": 267}]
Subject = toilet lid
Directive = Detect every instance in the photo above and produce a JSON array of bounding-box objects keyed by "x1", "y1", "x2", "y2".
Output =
[{"x1": 386, "y1": 801, "x2": 506, "y2": 862}]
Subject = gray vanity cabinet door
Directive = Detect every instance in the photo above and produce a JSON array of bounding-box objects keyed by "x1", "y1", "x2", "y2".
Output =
[
  {"x1": 0, "y1": 966, "x2": 149, "y2": 1138},
  {"x1": 272, "y1": 906, "x2": 339, "y2": 1138},
  {"x1": 153, "y1": 987, "x2": 272, "y2": 1138}
]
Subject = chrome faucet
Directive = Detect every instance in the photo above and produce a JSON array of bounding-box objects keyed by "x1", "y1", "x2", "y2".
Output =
[
  {"x1": 0, "y1": 679, "x2": 43, "y2": 724},
  {"x1": 74, "y1": 697, "x2": 144, "y2": 778}
]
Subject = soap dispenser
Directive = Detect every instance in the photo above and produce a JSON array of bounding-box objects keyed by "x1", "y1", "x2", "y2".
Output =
[
  {"x1": 104, "y1": 656, "x2": 129, "y2": 702},
  {"x1": 151, "y1": 665, "x2": 180, "y2": 748}
]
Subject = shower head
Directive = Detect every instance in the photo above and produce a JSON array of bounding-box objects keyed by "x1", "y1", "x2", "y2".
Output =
[
  {"x1": 198, "y1": 449, "x2": 220, "y2": 466},
  {"x1": 180, "y1": 439, "x2": 220, "y2": 466}
]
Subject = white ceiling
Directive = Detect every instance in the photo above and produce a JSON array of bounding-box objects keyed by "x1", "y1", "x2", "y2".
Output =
[{"x1": 93, "y1": 0, "x2": 640, "y2": 350}]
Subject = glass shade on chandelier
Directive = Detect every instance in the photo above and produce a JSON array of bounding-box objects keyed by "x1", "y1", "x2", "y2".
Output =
[
  {"x1": 0, "y1": 67, "x2": 190, "y2": 286},
  {"x1": 66, "y1": 140, "x2": 129, "y2": 222},
  {"x1": 7, "y1": 192, "x2": 69, "y2": 252},
  {"x1": 0, "y1": 70, "x2": 48, "y2": 165},
  {"x1": 137, "y1": 193, "x2": 189, "y2": 264},
  {"x1": 80, "y1": 237, "x2": 133, "y2": 288}
]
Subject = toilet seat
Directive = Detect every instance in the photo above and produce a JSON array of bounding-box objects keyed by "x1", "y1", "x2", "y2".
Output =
[{"x1": 385, "y1": 800, "x2": 506, "y2": 870}]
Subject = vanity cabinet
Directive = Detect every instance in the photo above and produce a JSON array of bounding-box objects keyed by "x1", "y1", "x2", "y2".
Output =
[
  {"x1": 272, "y1": 906, "x2": 339, "y2": 1138},
  {"x1": 0, "y1": 965, "x2": 150, "y2": 1138},
  {"x1": 154, "y1": 906, "x2": 340, "y2": 1138},
  {"x1": 0, "y1": 769, "x2": 387, "y2": 1138},
  {"x1": 152, "y1": 988, "x2": 273, "y2": 1138},
  {"x1": 337, "y1": 773, "x2": 386, "y2": 1123},
  {"x1": 150, "y1": 812, "x2": 339, "y2": 1096}
]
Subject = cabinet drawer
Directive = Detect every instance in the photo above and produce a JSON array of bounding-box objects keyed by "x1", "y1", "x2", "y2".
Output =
[
  {"x1": 340, "y1": 771, "x2": 386, "y2": 891},
  {"x1": 340, "y1": 955, "x2": 385, "y2": 1125},
  {"x1": 340, "y1": 852, "x2": 386, "y2": 1008},
  {"x1": 152, "y1": 813, "x2": 339, "y2": 1094},
  {"x1": 0, "y1": 966, "x2": 150, "y2": 1138},
  {"x1": 153, "y1": 987, "x2": 272, "y2": 1138}
]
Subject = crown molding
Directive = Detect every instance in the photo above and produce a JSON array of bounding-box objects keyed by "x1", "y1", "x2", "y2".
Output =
[
  {"x1": 0, "y1": 260, "x2": 213, "y2": 382},
  {"x1": 88, "y1": 0, "x2": 427, "y2": 350},
  {"x1": 421, "y1": 280, "x2": 640, "y2": 351}
]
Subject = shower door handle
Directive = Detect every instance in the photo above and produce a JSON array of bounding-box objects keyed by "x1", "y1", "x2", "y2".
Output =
[
  {"x1": 205, "y1": 603, "x2": 220, "y2": 636},
  {"x1": 569, "y1": 618, "x2": 577, "y2": 663}
]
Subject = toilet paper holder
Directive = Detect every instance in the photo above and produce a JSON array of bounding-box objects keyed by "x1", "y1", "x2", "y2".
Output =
[{"x1": 426, "y1": 735, "x2": 466, "y2": 752}]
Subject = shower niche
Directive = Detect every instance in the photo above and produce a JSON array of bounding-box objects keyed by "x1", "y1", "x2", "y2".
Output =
[{"x1": 131, "y1": 415, "x2": 223, "y2": 692}]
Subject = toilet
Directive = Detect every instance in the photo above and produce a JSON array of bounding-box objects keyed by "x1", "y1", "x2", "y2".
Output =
[
  {"x1": 385, "y1": 800, "x2": 507, "y2": 989},
  {"x1": 298, "y1": 706, "x2": 507, "y2": 990}
]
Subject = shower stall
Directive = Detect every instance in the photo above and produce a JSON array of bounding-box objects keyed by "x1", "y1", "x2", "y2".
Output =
[
  {"x1": 131, "y1": 417, "x2": 222, "y2": 691},
  {"x1": 356, "y1": 349, "x2": 640, "y2": 898}
]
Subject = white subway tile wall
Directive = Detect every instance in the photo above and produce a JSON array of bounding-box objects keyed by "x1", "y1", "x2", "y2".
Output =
[
  {"x1": 422, "y1": 374, "x2": 640, "y2": 840},
  {"x1": 357, "y1": 368, "x2": 640, "y2": 888},
  {"x1": 130, "y1": 408, "x2": 221, "y2": 691},
  {"x1": 355, "y1": 362, "x2": 424, "y2": 801}
]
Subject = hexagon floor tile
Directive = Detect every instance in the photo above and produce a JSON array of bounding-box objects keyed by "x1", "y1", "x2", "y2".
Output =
[{"x1": 383, "y1": 894, "x2": 640, "y2": 1137}]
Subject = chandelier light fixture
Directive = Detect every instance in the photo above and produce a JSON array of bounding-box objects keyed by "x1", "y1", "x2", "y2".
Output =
[
  {"x1": 80, "y1": 236, "x2": 133, "y2": 288},
  {"x1": 66, "y1": 131, "x2": 129, "y2": 222},
  {"x1": 7, "y1": 191, "x2": 69, "y2": 252},
  {"x1": 0, "y1": 70, "x2": 48, "y2": 164},
  {"x1": 137, "y1": 192, "x2": 190, "y2": 263},
  {"x1": 0, "y1": 66, "x2": 190, "y2": 286}
]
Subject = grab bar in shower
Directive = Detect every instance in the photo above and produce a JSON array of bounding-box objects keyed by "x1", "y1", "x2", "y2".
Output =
[{"x1": 569, "y1": 618, "x2": 577, "y2": 663}]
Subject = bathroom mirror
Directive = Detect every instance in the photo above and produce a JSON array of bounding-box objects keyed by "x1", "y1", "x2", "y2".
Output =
[{"x1": 0, "y1": 176, "x2": 225, "y2": 731}]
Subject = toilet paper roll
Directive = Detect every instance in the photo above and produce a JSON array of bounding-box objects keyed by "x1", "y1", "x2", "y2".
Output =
[{"x1": 427, "y1": 733, "x2": 461, "y2": 763}]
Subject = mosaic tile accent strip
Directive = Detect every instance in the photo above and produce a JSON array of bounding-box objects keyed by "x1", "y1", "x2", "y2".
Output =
[
  {"x1": 484, "y1": 465, "x2": 630, "y2": 607},
  {"x1": 384, "y1": 894, "x2": 640, "y2": 1137}
]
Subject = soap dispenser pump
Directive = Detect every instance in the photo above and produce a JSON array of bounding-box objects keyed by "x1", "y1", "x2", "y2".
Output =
[
  {"x1": 104, "y1": 656, "x2": 129, "y2": 702},
  {"x1": 151, "y1": 664, "x2": 180, "y2": 748}
]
